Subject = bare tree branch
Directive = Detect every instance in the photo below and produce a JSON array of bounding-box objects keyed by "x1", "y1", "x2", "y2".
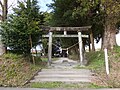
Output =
[
  {"x1": 0, "y1": 0, "x2": 3, "y2": 9},
  {"x1": 8, "y1": 0, "x2": 16, "y2": 9}
]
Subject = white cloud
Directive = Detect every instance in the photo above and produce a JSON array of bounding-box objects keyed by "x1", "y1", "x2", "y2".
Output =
[
  {"x1": 7, "y1": 0, "x2": 53, "y2": 13},
  {"x1": 38, "y1": 0, "x2": 53, "y2": 12}
]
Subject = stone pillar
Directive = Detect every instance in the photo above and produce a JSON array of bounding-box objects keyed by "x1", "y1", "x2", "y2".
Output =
[
  {"x1": 48, "y1": 31, "x2": 53, "y2": 66},
  {"x1": 78, "y1": 32, "x2": 83, "y2": 66}
]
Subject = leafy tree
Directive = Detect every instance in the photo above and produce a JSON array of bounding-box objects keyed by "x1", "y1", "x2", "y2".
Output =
[
  {"x1": 100, "y1": 0, "x2": 120, "y2": 50},
  {"x1": 50, "y1": 0, "x2": 120, "y2": 50},
  {"x1": 50, "y1": 0, "x2": 89, "y2": 27},
  {"x1": 1, "y1": 0, "x2": 44, "y2": 55},
  {"x1": 49, "y1": 0, "x2": 97, "y2": 52},
  {"x1": 43, "y1": 12, "x2": 53, "y2": 26}
]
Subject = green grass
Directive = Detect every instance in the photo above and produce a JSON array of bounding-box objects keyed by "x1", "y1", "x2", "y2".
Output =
[
  {"x1": 113, "y1": 46, "x2": 120, "y2": 54},
  {"x1": 3, "y1": 53, "x2": 22, "y2": 61},
  {"x1": 88, "y1": 83, "x2": 107, "y2": 88},
  {"x1": 0, "y1": 53, "x2": 41, "y2": 87},
  {"x1": 75, "y1": 51, "x2": 105, "y2": 72},
  {"x1": 29, "y1": 82, "x2": 106, "y2": 89},
  {"x1": 86, "y1": 51, "x2": 105, "y2": 71}
]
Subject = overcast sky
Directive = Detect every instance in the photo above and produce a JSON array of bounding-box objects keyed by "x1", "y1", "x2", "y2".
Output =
[
  {"x1": 6, "y1": 0, "x2": 53, "y2": 13},
  {"x1": 39, "y1": 0, "x2": 53, "y2": 12}
]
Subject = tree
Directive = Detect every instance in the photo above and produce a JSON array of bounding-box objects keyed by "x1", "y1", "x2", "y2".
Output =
[
  {"x1": 71, "y1": 0, "x2": 120, "y2": 50},
  {"x1": 43, "y1": 12, "x2": 53, "y2": 26},
  {"x1": 101, "y1": 0, "x2": 120, "y2": 50},
  {"x1": 1, "y1": 0, "x2": 44, "y2": 55},
  {"x1": 50, "y1": 0, "x2": 120, "y2": 50},
  {"x1": 50, "y1": 0, "x2": 96, "y2": 52},
  {"x1": 50, "y1": 0, "x2": 89, "y2": 27},
  {"x1": 0, "y1": 0, "x2": 8, "y2": 54}
]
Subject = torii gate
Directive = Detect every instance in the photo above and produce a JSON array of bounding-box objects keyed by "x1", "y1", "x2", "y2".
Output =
[{"x1": 42, "y1": 26, "x2": 92, "y2": 66}]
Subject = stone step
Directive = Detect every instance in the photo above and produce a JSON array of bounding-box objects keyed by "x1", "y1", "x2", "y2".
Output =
[
  {"x1": 39, "y1": 69, "x2": 92, "y2": 74},
  {"x1": 30, "y1": 77, "x2": 91, "y2": 83},
  {"x1": 42, "y1": 69, "x2": 90, "y2": 72},
  {"x1": 38, "y1": 72, "x2": 92, "y2": 75},
  {"x1": 35, "y1": 74, "x2": 92, "y2": 78},
  {"x1": 30, "y1": 58, "x2": 93, "y2": 83}
]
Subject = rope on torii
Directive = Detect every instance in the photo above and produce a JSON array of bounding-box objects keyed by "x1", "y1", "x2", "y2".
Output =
[
  {"x1": 52, "y1": 42, "x2": 79, "y2": 50},
  {"x1": 52, "y1": 42, "x2": 82, "y2": 56},
  {"x1": 67, "y1": 42, "x2": 79, "y2": 50}
]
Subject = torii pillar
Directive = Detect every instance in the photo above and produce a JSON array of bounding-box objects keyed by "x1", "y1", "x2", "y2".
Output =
[
  {"x1": 78, "y1": 31, "x2": 83, "y2": 66},
  {"x1": 48, "y1": 31, "x2": 53, "y2": 66}
]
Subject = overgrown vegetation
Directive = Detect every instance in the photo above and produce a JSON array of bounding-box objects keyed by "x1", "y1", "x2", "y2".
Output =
[
  {"x1": 0, "y1": 53, "x2": 43, "y2": 87},
  {"x1": 28, "y1": 82, "x2": 100, "y2": 88},
  {"x1": 97, "y1": 46, "x2": 120, "y2": 88},
  {"x1": 75, "y1": 51, "x2": 105, "y2": 71},
  {"x1": 78, "y1": 46, "x2": 120, "y2": 88},
  {"x1": 86, "y1": 51, "x2": 105, "y2": 72}
]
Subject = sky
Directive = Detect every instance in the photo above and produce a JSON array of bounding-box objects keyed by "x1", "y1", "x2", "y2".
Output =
[
  {"x1": 6, "y1": 0, "x2": 53, "y2": 13},
  {"x1": 38, "y1": 0, "x2": 53, "y2": 12}
]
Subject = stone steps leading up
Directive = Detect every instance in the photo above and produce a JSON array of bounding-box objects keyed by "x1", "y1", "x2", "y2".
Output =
[
  {"x1": 30, "y1": 69, "x2": 93, "y2": 83},
  {"x1": 30, "y1": 77, "x2": 91, "y2": 83},
  {"x1": 34, "y1": 74, "x2": 92, "y2": 78},
  {"x1": 30, "y1": 58, "x2": 94, "y2": 83}
]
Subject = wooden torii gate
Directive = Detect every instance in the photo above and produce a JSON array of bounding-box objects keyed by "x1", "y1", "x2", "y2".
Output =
[{"x1": 42, "y1": 26, "x2": 91, "y2": 66}]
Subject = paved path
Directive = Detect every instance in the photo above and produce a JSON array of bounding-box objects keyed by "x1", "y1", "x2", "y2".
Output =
[
  {"x1": 30, "y1": 58, "x2": 94, "y2": 83},
  {"x1": 50, "y1": 58, "x2": 79, "y2": 69}
]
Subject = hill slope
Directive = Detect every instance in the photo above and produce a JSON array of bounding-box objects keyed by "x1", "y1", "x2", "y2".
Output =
[
  {"x1": 0, "y1": 53, "x2": 41, "y2": 87},
  {"x1": 86, "y1": 46, "x2": 120, "y2": 88}
]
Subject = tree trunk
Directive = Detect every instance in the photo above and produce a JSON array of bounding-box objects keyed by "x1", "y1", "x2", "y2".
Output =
[
  {"x1": 3, "y1": 0, "x2": 8, "y2": 21},
  {"x1": 0, "y1": 0, "x2": 8, "y2": 55},
  {"x1": 102, "y1": 24, "x2": 117, "y2": 50},
  {"x1": 29, "y1": 35, "x2": 35, "y2": 65},
  {"x1": 90, "y1": 30, "x2": 95, "y2": 51}
]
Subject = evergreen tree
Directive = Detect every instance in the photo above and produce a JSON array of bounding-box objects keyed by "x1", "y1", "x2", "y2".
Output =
[{"x1": 1, "y1": 0, "x2": 44, "y2": 55}]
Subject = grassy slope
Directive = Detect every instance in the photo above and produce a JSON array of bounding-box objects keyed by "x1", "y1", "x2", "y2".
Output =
[
  {"x1": 75, "y1": 51, "x2": 105, "y2": 72},
  {"x1": 0, "y1": 53, "x2": 42, "y2": 87},
  {"x1": 86, "y1": 51, "x2": 105, "y2": 72},
  {"x1": 86, "y1": 46, "x2": 120, "y2": 88}
]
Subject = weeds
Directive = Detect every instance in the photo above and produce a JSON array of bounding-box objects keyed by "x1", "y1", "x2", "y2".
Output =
[
  {"x1": 29, "y1": 82, "x2": 96, "y2": 88},
  {"x1": 0, "y1": 53, "x2": 41, "y2": 87},
  {"x1": 87, "y1": 46, "x2": 120, "y2": 88}
]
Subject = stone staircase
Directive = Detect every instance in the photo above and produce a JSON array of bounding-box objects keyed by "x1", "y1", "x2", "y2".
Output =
[
  {"x1": 30, "y1": 68, "x2": 93, "y2": 83},
  {"x1": 30, "y1": 58, "x2": 94, "y2": 83}
]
